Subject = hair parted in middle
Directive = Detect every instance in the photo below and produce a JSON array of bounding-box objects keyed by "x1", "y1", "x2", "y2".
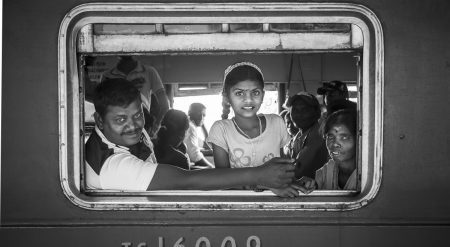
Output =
[
  {"x1": 221, "y1": 62, "x2": 265, "y2": 119},
  {"x1": 320, "y1": 108, "x2": 357, "y2": 138}
]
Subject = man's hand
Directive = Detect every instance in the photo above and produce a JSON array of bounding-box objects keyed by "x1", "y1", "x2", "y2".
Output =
[
  {"x1": 269, "y1": 185, "x2": 300, "y2": 198},
  {"x1": 292, "y1": 176, "x2": 316, "y2": 194},
  {"x1": 256, "y1": 157, "x2": 295, "y2": 188}
]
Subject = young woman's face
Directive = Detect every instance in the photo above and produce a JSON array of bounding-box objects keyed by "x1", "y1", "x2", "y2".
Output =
[
  {"x1": 325, "y1": 124, "x2": 355, "y2": 163},
  {"x1": 228, "y1": 80, "x2": 264, "y2": 118}
]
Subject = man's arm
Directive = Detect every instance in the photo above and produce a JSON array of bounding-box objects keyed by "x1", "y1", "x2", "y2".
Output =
[{"x1": 148, "y1": 157, "x2": 295, "y2": 190}]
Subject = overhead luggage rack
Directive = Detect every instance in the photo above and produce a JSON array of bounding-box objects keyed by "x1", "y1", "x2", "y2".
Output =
[{"x1": 77, "y1": 23, "x2": 363, "y2": 53}]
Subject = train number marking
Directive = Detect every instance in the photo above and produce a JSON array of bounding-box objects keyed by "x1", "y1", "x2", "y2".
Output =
[{"x1": 121, "y1": 235, "x2": 261, "y2": 247}]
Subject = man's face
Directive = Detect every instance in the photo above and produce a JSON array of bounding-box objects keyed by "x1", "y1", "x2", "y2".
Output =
[
  {"x1": 191, "y1": 109, "x2": 206, "y2": 126},
  {"x1": 324, "y1": 90, "x2": 347, "y2": 106},
  {"x1": 290, "y1": 99, "x2": 318, "y2": 131},
  {"x1": 96, "y1": 99, "x2": 145, "y2": 147}
]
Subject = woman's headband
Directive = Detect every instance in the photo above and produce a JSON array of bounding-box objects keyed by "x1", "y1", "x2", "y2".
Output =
[{"x1": 224, "y1": 61, "x2": 264, "y2": 81}]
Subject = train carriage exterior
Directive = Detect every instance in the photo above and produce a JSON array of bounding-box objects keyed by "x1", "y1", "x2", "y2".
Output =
[{"x1": 1, "y1": 0, "x2": 450, "y2": 246}]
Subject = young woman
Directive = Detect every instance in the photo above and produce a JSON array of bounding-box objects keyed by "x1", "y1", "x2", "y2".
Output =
[
  {"x1": 207, "y1": 62, "x2": 298, "y2": 197},
  {"x1": 298, "y1": 109, "x2": 357, "y2": 192}
]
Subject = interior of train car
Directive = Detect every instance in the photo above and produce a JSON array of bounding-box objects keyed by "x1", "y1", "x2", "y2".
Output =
[{"x1": 58, "y1": 2, "x2": 383, "y2": 211}]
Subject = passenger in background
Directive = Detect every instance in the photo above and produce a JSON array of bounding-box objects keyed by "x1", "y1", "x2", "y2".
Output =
[
  {"x1": 83, "y1": 56, "x2": 98, "y2": 103},
  {"x1": 207, "y1": 62, "x2": 297, "y2": 197},
  {"x1": 154, "y1": 109, "x2": 191, "y2": 170},
  {"x1": 297, "y1": 109, "x2": 357, "y2": 192},
  {"x1": 184, "y1": 103, "x2": 214, "y2": 169},
  {"x1": 85, "y1": 78, "x2": 296, "y2": 191},
  {"x1": 284, "y1": 92, "x2": 329, "y2": 179},
  {"x1": 317, "y1": 80, "x2": 356, "y2": 119},
  {"x1": 101, "y1": 56, "x2": 170, "y2": 138},
  {"x1": 280, "y1": 109, "x2": 299, "y2": 138}
]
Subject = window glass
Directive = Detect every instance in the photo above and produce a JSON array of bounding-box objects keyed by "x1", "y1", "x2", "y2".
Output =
[
  {"x1": 163, "y1": 24, "x2": 222, "y2": 34},
  {"x1": 229, "y1": 24, "x2": 263, "y2": 33},
  {"x1": 93, "y1": 24, "x2": 157, "y2": 34},
  {"x1": 269, "y1": 23, "x2": 351, "y2": 33}
]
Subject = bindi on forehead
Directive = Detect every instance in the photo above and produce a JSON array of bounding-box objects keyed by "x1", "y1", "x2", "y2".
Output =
[{"x1": 330, "y1": 124, "x2": 350, "y2": 134}]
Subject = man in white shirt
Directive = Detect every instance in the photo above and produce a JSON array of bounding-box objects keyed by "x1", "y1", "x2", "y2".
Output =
[
  {"x1": 184, "y1": 103, "x2": 214, "y2": 168},
  {"x1": 85, "y1": 78, "x2": 296, "y2": 191}
]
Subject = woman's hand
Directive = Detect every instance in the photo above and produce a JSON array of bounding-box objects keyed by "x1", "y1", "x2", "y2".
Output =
[
  {"x1": 256, "y1": 157, "x2": 295, "y2": 188},
  {"x1": 269, "y1": 185, "x2": 300, "y2": 198},
  {"x1": 292, "y1": 176, "x2": 316, "y2": 194}
]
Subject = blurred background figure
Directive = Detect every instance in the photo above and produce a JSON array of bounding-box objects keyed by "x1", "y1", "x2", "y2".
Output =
[
  {"x1": 317, "y1": 80, "x2": 356, "y2": 119},
  {"x1": 284, "y1": 92, "x2": 328, "y2": 179},
  {"x1": 154, "y1": 109, "x2": 191, "y2": 170},
  {"x1": 184, "y1": 103, "x2": 214, "y2": 169},
  {"x1": 280, "y1": 109, "x2": 299, "y2": 138}
]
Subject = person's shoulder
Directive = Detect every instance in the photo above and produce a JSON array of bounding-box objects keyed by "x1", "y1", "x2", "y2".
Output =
[
  {"x1": 185, "y1": 121, "x2": 197, "y2": 134},
  {"x1": 262, "y1": 113, "x2": 284, "y2": 125},
  {"x1": 209, "y1": 119, "x2": 234, "y2": 135},
  {"x1": 107, "y1": 151, "x2": 158, "y2": 170},
  {"x1": 211, "y1": 119, "x2": 233, "y2": 128},
  {"x1": 263, "y1": 113, "x2": 283, "y2": 120},
  {"x1": 320, "y1": 159, "x2": 334, "y2": 170},
  {"x1": 140, "y1": 63, "x2": 160, "y2": 73}
]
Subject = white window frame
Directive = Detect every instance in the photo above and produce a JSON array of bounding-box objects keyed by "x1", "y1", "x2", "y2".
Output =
[{"x1": 58, "y1": 3, "x2": 383, "y2": 211}]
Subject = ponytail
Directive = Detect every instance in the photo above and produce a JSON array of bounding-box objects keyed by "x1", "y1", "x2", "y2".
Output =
[{"x1": 221, "y1": 97, "x2": 231, "y2": 119}]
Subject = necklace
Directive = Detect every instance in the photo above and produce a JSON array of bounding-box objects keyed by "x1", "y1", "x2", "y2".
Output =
[
  {"x1": 232, "y1": 116, "x2": 262, "y2": 167},
  {"x1": 232, "y1": 116, "x2": 262, "y2": 139}
]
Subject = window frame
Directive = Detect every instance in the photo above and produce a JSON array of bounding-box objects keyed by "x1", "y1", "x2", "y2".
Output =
[{"x1": 59, "y1": 2, "x2": 383, "y2": 211}]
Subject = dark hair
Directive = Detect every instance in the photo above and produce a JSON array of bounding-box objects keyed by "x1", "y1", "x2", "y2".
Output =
[
  {"x1": 221, "y1": 63, "x2": 264, "y2": 119},
  {"x1": 93, "y1": 78, "x2": 141, "y2": 118},
  {"x1": 326, "y1": 98, "x2": 357, "y2": 114},
  {"x1": 320, "y1": 109, "x2": 357, "y2": 138},
  {"x1": 289, "y1": 92, "x2": 322, "y2": 121},
  {"x1": 155, "y1": 109, "x2": 190, "y2": 153},
  {"x1": 188, "y1": 103, "x2": 206, "y2": 118}
]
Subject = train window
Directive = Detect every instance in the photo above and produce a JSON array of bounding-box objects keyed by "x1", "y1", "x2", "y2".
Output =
[
  {"x1": 163, "y1": 24, "x2": 222, "y2": 34},
  {"x1": 229, "y1": 24, "x2": 264, "y2": 33},
  {"x1": 59, "y1": 3, "x2": 383, "y2": 210},
  {"x1": 269, "y1": 23, "x2": 351, "y2": 33}
]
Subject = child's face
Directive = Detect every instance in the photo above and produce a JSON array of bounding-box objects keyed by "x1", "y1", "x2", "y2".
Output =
[
  {"x1": 96, "y1": 99, "x2": 145, "y2": 147},
  {"x1": 325, "y1": 124, "x2": 355, "y2": 164},
  {"x1": 228, "y1": 80, "x2": 264, "y2": 118}
]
